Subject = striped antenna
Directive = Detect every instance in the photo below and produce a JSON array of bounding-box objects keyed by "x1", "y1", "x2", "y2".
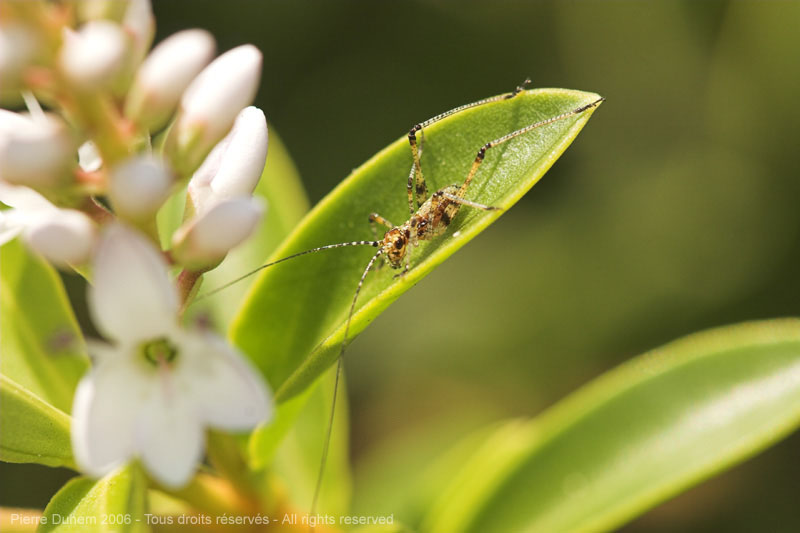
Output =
[{"x1": 192, "y1": 239, "x2": 381, "y2": 304}]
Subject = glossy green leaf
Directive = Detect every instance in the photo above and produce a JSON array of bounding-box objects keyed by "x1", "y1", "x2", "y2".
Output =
[
  {"x1": 230, "y1": 88, "x2": 603, "y2": 401},
  {"x1": 0, "y1": 239, "x2": 88, "y2": 413},
  {"x1": 0, "y1": 375, "x2": 73, "y2": 468},
  {"x1": 40, "y1": 463, "x2": 147, "y2": 533},
  {"x1": 421, "y1": 319, "x2": 800, "y2": 533}
]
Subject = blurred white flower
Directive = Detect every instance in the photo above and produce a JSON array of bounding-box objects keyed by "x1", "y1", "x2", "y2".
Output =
[
  {"x1": 108, "y1": 154, "x2": 173, "y2": 221},
  {"x1": 122, "y1": 0, "x2": 155, "y2": 64},
  {"x1": 0, "y1": 110, "x2": 75, "y2": 189},
  {"x1": 0, "y1": 23, "x2": 38, "y2": 90},
  {"x1": 172, "y1": 197, "x2": 264, "y2": 269},
  {"x1": 188, "y1": 106, "x2": 268, "y2": 214},
  {"x1": 59, "y1": 21, "x2": 128, "y2": 89},
  {"x1": 125, "y1": 29, "x2": 216, "y2": 131},
  {"x1": 169, "y1": 44, "x2": 262, "y2": 172},
  {"x1": 0, "y1": 182, "x2": 96, "y2": 266},
  {"x1": 72, "y1": 224, "x2": 271, "y2": 488}
]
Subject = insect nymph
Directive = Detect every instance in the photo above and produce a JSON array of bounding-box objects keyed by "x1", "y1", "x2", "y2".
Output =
[{"x1": 196, "y1": 81, "x2": 604, "y2": 520}]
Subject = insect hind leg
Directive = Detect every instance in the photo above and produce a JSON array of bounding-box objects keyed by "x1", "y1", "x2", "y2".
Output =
[
  {"x1": 442, "y1": 192, "x2": 501, "y2": 212},
  {"x1": 456, "y1": 96, "x2": 605, "y2": 200},
  {"x1": 406, "y1": 79, "x2": 531, "y2": 214}
]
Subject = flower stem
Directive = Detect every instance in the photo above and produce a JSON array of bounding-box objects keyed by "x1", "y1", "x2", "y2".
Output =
[{"x1": 177, "y1": 268, "x2": 204, "y2": 307}]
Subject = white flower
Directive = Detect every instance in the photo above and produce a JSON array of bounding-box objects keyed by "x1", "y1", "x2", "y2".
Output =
[
  {"x1": 0, "y1": 182, "x2": 95, "y2": 266},
  {"x1": 59, "y1": 21, "x2": 128, "y2": 89},
  {"x1": 188, "y1": 106, "x2": 268, "y2": 215},
  {"x1": 71, "y1": 224, "x2": 271, "y2": 488},
  {"x1": 0, "y1": 111, "x2": 75, "y2": 189},
  {"x1": 169, "y1": 44, "x2": 262, "y2": 173},
  {"x1": 125, "y1": 29, "x2": 216, "y2": 131},
  {"x1": 108, "y1": 154, "x2": 173, "y2": 221}
]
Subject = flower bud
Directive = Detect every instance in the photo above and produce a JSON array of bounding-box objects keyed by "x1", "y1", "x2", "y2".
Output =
[
  {"x1": 109, "y1": 155, "x2": 173, "y2": 221},
  {"x1": 172, "y1": 197, "x2": 263, "y2": 269},
  {"x1": 125, "y1": 29, "x2": 216, "y2": 132},
  {"x1": 168, "y1": 45, "x2": 262, "y2": 174},
  {"x1": 0, "y1": 23, "x2": 39, "y2": 92},
  {"x1": 188, "y1": 106, "x2": 267, "y2": 214},
  {"x1": 122, "y1": 0, "x2": 155, "y2": 68},
  {"x1": 24, "y1": 209, "x2": 96, "y2": 267},
  {"x1": 0, "y1": 112, "x2": 75, "y2": 189},
  {"x1": 59, "y1": 21, "x2": 128, "y2": 89}
]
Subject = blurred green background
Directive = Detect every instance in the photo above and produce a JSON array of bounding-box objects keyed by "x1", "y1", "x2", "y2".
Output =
[{"x1": 5, "y1": 0, "x2": 800, "y2": 530}]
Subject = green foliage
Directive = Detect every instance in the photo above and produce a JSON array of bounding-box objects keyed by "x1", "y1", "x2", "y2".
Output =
[
  {"x1": 421, "y1": 319, "x2": 800, "y2": 533},
  {"x1": 230, "y1": 89, "x2": 602, "y2": 402},
  {"x1": 0, "y1": 239, "x2": 88, "y2": 413},
  {"x1": 0, "y1": 375, "x2": 73, "y2": 468},
  {"x1": 40, "y1": 463, "x2": 147, "y2": 533},
  {"x1": 0, "y1": 239, "x2": 87, "y2": 468}
]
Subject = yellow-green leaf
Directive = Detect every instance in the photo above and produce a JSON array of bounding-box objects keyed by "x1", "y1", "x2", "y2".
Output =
[
  {"x1": 421, "y1": 319, "x2": 800, "y2": 533},
  {"x1": 40, "y1": 463, "x2": 147, "y2": 533}
]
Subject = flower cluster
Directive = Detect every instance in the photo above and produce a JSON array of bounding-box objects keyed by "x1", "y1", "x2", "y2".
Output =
[
  {"x1": 0, "y1": 0, "x2": 266, "y2": 270},
  {"x1": 0, "y1": 1, "x2": 272, "y2": 488}
]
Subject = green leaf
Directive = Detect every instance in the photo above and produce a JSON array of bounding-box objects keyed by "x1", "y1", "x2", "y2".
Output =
[
  {"x1": 0, "y1": 375, "x2": 73, "y2": 468},
  {"x1": 230, "y1": 88, "x2": 602, "y2": 400},
  {"x1": 0, "y1": 239, "x2": 88, "y2": 413},
  {"x1": 0, "y1": 239, "x2": 86, "y2": 467},
  {"x1": 421, "y1": 319, "x2": 800, "y2": 533},
  {"x1": 267, "y1": 366, "x2": 352, "y2": 515},
  {"x1": 40, "y1": 463, "x2": 147, "y2": 533}
]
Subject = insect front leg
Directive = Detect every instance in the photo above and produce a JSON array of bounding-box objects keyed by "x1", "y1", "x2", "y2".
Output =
[
  {"x1": 369, "y1": 212, "x2": 395, "y2": 270},
  {"x1": 369, "y1": 212, "x2": 394, "y2": 239}
]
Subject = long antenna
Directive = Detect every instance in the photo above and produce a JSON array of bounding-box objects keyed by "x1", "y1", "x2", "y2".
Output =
[
  {"x1": 192, "y1": 239, "x2": 381, "y2": 304},
  {"x1": 309, "y1": 248, "x2": 383, "y2": 528}
]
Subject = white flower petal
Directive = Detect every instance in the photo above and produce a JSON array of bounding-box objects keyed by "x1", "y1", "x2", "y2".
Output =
[
  {"x1": 0, "y1": 181, "x2": 55, "y2": 212},
  {"x1": 137, "y1": 387, "x2": 204, "y2": 489},
  {"x1": 172, "y1": 196, "x2": 263, "y2": 268},
  {"x1": 0, "y1": 212, "x2": 23, "y2": 245},
  {"x1": 208, "y1": 106, "x2": 268, "y2": 202},
  {"x1": 59, "y1": 22, "x2": 128, "y2": 89},
  {"x1": 23, "y1": 209, "x2": 96, "y2": 266},
  {"x1": 187, "y1": 133, "x2": 228, "y2": 214},
  {"x1": 0, "y1": 113, "x2": 75, "y2": 188},
  {"x1": 89, "y1": 224, "x2": 178, "y2": 343},
  {"x1": 126, "y1": 29, "x2": 215, "y2": 131},
  {"x1": 123, "y1": 0, "x2": 155, "y2": 61},
  {"x1": 177, "y1": 330, "x2": 271, "y2": 430},
  {"x1": 170, "y1": 45, "x2": 262, "y2": 172},
  {"x1": 71, "y1": 354, "x2": 153, "y2": 478}
]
